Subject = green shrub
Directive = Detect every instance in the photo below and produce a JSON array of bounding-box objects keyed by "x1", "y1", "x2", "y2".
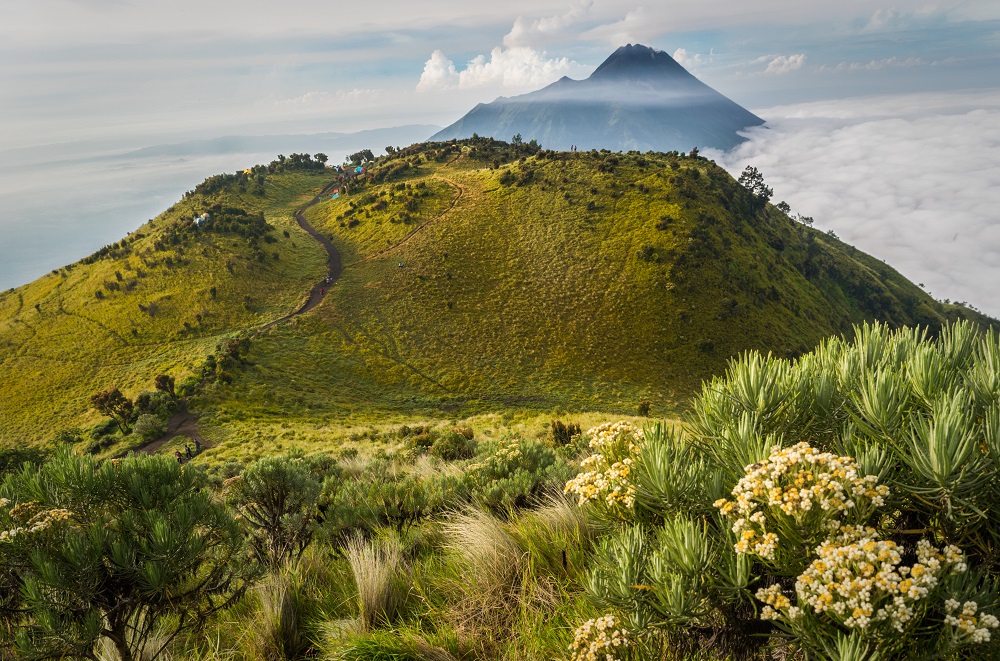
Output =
[
  {"x1": 132, "y1": 412, "x2": 167, "y2": 440},
  {"x1": 566, "y1": 321, "x2": 1000, "y2": 661},
  {"x1": 429, "y1": 431, "x2": 475, "y2": 461},
  {"x1": 465, "y1": 436, "x2": 568, "y2": 512},
  {"x1": 0, "y1": 451, "x2": 248, "y2": 661},
  {"x1": 225, "y1": 453, "x2": 323, "y2": 567}
]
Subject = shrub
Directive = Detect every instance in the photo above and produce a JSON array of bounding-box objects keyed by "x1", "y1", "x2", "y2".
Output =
[
  {"x1": 551, "y1": 420, "x2": 582, "y2": 446},
  {"x1": 225, "y1": 454, "x2": 323, "y2": 567},
  {"x1": 132, "y1": 413, "x2": 166, "y2": 440},
  {"x1": 566, "y1": 321, "x2": 1000, "y2": 660},
  {"x1": 0, "y1": 451, "x2": 248, "y2": 661},
  {"x1": 465, "y1": 436, "x2": 567, "y2": 512},
  {"x1": 636, "y1": 400, "x2": 651, "y2": 417},
  {"x1": 430, "y1": 431, "x2": 475, "y2": 461}
]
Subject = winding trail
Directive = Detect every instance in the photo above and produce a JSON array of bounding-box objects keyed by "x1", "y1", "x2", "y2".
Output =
[
  {"x1": 139, "y1": 180, "x2": 342, "y2": 454},
  {"x1": 139, "y1": 174, "x2": 467, "y2": 455},
  {"x1": 261, "y1": 181, "x2": 342, "y2": 330}
]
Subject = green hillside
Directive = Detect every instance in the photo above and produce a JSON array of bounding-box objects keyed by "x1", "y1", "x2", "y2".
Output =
[
  {"x1": 197, "y1": 140, "x2": 987, "y2": 429},
  {"x1": 0, "y1": 140, "x2": 988, "y2": 448},
  {"x1": 0, "y1": 164, "x2": 334, "y2": 444}
]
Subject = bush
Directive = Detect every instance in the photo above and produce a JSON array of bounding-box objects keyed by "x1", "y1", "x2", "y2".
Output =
[
  {"x1": 0, "y1": 451, "x2": 248, "y2": 661},
  {"x1": 132, "y1": 413, "x2": 167, "y2": 440},
  {"x1": 551, "y1": 420, "x2": 581, "y2": 446},
  {"x1": 430, "y1": 431, "x2": 475, "y2": 461},
  {"x1": 466, "y1": 437, "x2": 568, "y2": 512},
  {"x1": 225, "y1": 454, "x2": 323, "y2": 567},
  {"x1": 133, "y1": 389, "x2": 177, "y2": 419},
  {"x1": 566, "y1": 321, "x2": 1000, "y2": 660}
]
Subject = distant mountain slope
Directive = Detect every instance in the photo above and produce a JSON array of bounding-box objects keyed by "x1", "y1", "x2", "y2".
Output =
[
  {"x1": 431, "y1": 44, "x2": 764, "y2": 152},
  {"x1": 0, "y1": 165, "x2": 334, "y2": 444}
]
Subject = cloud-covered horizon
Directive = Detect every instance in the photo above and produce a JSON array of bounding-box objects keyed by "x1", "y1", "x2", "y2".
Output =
[{"x1": 711, "y1": 90, "x2": 1000, "y2": 316}]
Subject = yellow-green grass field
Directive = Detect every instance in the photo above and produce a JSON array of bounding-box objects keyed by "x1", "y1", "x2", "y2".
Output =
[
  {"x1": 198, "y1": 144, "x2": 979, "y2": 437},
  {"x1": 0, "y1": 170, "x2": 333, "y2": 444}
]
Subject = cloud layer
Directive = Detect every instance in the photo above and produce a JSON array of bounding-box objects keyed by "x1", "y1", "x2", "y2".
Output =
[{"x1": 711, "y1": 90, "x2": 1000, "y2": 316}]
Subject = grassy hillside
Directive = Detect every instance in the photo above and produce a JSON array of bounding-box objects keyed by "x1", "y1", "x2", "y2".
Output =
[
  {"x1": 197, "y1": 140, "x2": 987, "y2": 430},
  {"x1": 1, "y1": 139, "x2": 989, "y2": 448},
  {"x1": 0, "y1": 166, "x2": 334, "y2": 444}
]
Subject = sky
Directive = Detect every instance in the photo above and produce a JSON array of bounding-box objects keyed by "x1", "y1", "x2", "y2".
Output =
[{"x1": 2, "y1": 0, "x2": 1000, "y2": 313}]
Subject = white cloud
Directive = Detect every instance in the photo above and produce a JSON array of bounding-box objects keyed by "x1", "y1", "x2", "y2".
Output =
[
  {"x1": 710, "y1": 90, "x2": 1000, "y2": 316},
  {"x1": 417, "y1": 49, "x2": 460, "y2": 91},
  {"x1": 764, "y1": 53, "x2": 806, "y2": 74},
  {"x1": 673, "y1": 48, "x2": 713, "y2": 69},
  {"x1": 503, "y1": 1, "x2": 594, "y2": 48},
  {"x1": 580, "y1": 7, "x2": 664, "y2": 46},
  {"x1": 417, "y1": 46, "x2": 576, "y2": 92}
]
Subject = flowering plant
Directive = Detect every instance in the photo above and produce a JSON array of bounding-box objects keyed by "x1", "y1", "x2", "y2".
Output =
[
  {"x1": 568, "y1": 614, "x2": 630, "y2": 661},
  {"x1": 564, "y1": 422, "x2": 644, "y2": 512},
  {"x1": 714, "y1": 442, "x2": 889, "y2": 574}
]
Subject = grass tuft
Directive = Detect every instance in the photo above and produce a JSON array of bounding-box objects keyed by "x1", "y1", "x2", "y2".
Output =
[{"x1": 344, "y1": 534, "x2": 409, "y2": 631}]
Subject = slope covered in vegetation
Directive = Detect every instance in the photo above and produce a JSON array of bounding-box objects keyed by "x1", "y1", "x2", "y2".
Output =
[
  {"x1": 0, "y1": 162, "x2": 334, "y2": 444},
  {"x1": 0, "y1": 139, "x2": 990, "y2": 450},
  {"x1": 200, "y1": 138, "x2": 986, "y2": 428}
]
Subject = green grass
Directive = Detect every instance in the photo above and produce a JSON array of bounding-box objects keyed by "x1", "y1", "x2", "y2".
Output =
[
  {"x1": 1, "y1": 141, "x2": 990, "y2": 447},
  {"x1": 201, "y1": 144, "x2": 985, "y2": 432},
  {"x1": 0, "y1": 169, "x2": 333, "y2": 444}
]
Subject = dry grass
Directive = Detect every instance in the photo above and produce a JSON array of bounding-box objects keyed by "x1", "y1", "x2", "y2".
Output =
[{"x1": 344, "y1": 534, "x2": 408, "y2": 631}]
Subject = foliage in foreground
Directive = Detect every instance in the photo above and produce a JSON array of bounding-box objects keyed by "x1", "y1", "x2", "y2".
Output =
[
  {"x1": 0, "y1": 451, "x2": 250, "y2": 661},
  {"x1": 568, "y1": 321, "x2": 1000, "y2": 661}
]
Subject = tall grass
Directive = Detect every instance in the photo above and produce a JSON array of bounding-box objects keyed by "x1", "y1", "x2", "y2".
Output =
[{"x1": 344, "y1": 534, "x2": 409, "y2": 631}]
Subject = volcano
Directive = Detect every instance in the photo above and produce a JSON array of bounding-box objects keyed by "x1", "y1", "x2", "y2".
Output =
[{"x1": 430, "y1": 43, "x2": 765, "y2": 152}]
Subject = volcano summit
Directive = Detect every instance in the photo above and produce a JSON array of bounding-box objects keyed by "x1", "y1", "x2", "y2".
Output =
[{"x1": 431, "y1": 44, "x2": 765, "y2": 153}]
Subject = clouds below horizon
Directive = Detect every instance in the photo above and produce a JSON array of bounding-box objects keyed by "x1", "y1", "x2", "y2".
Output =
[{"x1": 711, "y1": 90, "x2": 1000, "y2": 316}]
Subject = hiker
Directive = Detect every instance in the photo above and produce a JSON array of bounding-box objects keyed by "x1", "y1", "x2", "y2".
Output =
[
  {"x1": 194, "y1": 438, "x2": 202, "y2": 453},
  {"x1": 320, "y1": 288, "x2": 325, "y2": 296},
  {"x1": 175, "y1": 450, "x2": 183, "y2": 464},
  {"x1": 184, "y1": 444, "x2": 193, "y2": 459}
]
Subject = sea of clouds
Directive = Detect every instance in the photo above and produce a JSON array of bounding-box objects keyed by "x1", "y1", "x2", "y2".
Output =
[{"x1": 709, "y1": 89, "x2": 1000, "y2": 317}]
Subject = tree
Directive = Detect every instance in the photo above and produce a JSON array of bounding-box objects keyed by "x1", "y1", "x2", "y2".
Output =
[
  {"x1": 511, "y1": 133, "x2": 523, "y2": 146},
  {"x1": 348, "y1": 149, "x2": 375, "y2": 166},
  {"x1": 224, "y1": 454, "x2": 322, "y2": 567},
  {"x1": 314, "y1": 152, "x2": 328, "y2": 164},
  {"x1": 0, "y1": 451, "x2": 249, "y2": 661},
  {"x1": 90, "y1": 387, "x2": 133, "y2": 434},
  {"x1": 738, "y1": 165, "x2": 773, "y2": 213},
  {"x1": 154, "y1": 374, "x2": 175, "y2": 398}
]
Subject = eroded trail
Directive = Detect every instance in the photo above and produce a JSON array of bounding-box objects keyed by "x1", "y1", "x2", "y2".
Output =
[{"x1": 139, "y1": 181, "x2": 342, "y2": 454}]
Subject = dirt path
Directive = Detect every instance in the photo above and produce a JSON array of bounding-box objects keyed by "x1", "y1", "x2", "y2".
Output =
[
  {"x1": 261, "y1": 182, "x2": 342, "y2": 330},
  {"x1": 138, "y1": 181, "x2": 342, "y2": 454},
  {"x1": 134, "y1": 402, "x2": 206, "y2": 456},
  {"x1": 355, "y1": 176, "x2": 465, "y2": 264}
]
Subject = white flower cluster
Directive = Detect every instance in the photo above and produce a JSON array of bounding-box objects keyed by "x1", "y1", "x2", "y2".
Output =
[
  {"x1": 1, "y1": 500, "x2": 73, "y2": 543},
  {"x1": 761, "y1": 527, "x2": 970, "y2": 634},
  {"x1": 568, "y1": 614, "x2": 629, "y2": 661},
  {"x1": 564, "y1": 422, "x2": 643, "y2": 508},
  {"x1": 944, "y1": 599, "x2": 999, "y2": 643},
  {"x1": 715, "y1": 442, "x2": 889, "y2": 560}
]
